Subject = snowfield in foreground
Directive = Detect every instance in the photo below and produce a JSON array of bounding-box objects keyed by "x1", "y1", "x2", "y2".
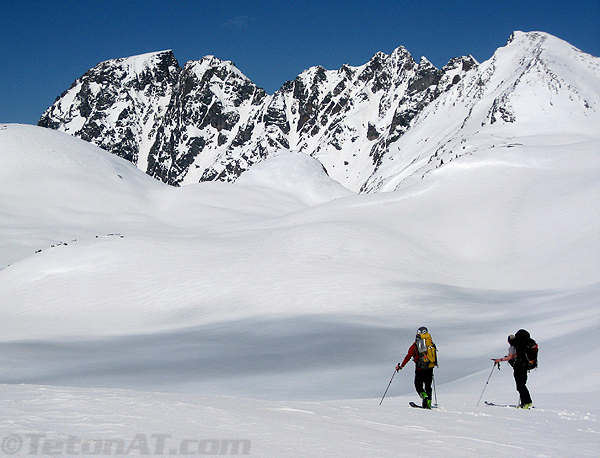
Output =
[
  {"x1": 1, "y1": 385, "x2": 597, "y2": 458},
  {"x1": 0, "y1": 123, "x2": 599, "y2": 456}
]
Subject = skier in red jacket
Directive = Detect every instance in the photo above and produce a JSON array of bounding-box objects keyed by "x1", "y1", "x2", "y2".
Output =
[{"x1": 396, "y1": 326, "x2": 436, "y2": 409}]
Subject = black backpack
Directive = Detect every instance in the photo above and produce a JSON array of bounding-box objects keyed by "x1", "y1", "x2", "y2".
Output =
[{"x1": 514, "y1": 329, "x2": 538, "y2": 370}]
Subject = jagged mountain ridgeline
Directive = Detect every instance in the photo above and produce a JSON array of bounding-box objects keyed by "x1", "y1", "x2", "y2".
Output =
[{"x1": 38, "y1": 31, "x2": 600, "y2": 192}]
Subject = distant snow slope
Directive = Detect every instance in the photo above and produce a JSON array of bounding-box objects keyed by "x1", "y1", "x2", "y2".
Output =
[{"x1": 1, "y1": 123, "x2": 598, "y2": 404}]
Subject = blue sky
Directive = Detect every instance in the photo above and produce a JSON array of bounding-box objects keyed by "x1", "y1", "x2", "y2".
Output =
[{"x1": 2, "y1": 0, "x2": 599, "y2": 125}]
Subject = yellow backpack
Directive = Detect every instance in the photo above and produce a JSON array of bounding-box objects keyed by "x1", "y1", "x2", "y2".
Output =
[{"x1": 415, "y1": 332, "x2": 437, "y2": 369}]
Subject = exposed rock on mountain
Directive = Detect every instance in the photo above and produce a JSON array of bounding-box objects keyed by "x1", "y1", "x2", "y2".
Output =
[
  {"x1": 39, "y1": 31, "x2": 600, "y2": 193},
  {"x1": 39, "y1": 51, "x2": 180, "y2": 167},
  {"x1": 360, "y1": 31, "x2": 600, "y2": 192},
  {"x1": 145, "y1": 56, "x2": 268, "y2": 185}
]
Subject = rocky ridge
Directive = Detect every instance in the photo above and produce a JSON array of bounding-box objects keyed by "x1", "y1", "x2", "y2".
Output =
[{"x1": 39, "y1": 31, "x2": 600, "y2": 193}]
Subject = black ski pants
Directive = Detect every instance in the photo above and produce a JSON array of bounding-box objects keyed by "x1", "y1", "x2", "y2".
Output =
[
  {"x1": 414, "y1": 368, "x2": 433, "y2": 399},
  {"x1": 513, "y1": 366, "x2": 532, "y2": 405}
]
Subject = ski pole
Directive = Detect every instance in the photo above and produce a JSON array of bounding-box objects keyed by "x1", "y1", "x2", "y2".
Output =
[
  {"x1": 477, "y1": 362, "x2": 500, "y2": 406},
  {"x1": 379, "y1": 369, "x2": 397, "y2": 405},
  {"x1": 432, "y1": 373, "x2": 438, "y2": 406}
]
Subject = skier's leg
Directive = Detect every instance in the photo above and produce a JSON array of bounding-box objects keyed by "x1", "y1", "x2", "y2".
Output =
[
  {"x1": 414, "y1": 370, "x2": 425, "y2": 396},
  {"x1": 424, "y1": 369, "x2": 433, "y2": 400},
  {"x1": 514, "y1": 367, "x2": 532, "y2": 406}
]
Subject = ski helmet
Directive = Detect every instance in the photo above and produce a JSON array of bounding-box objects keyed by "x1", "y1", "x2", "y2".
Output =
[{"x1": 417, "y1": 326, "x2": 428, "y2": 335}]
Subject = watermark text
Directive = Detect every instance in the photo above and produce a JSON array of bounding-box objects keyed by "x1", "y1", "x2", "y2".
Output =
[{"x1": 0, "y1": 433, "x2": 251, "y2": 455}]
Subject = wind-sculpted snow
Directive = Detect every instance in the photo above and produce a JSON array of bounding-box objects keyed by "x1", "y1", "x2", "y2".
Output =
[{"x1": 1, "y1": 122, "x2": 599, "y2": 396}]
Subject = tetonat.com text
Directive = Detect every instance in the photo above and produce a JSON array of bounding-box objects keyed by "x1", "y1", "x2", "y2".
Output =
[{"x1": 0, "y1": 433, "x2": 251, "y2": 455}]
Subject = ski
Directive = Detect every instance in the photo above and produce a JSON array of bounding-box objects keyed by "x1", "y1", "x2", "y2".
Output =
[
  {"x1": 484, "y1": 401, "x2": 532, "y2": 409},
  {"x1": 409, "y1": 402, "x2": 436, "y2": 409}
]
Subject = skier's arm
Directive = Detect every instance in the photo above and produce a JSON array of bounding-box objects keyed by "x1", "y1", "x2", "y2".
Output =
[
  {"x1": 492, "y1": 346, "x2": 516, "y2": 364},
  {"x1": 396, "y1": 343, "x2": 416, "y2": 370}
]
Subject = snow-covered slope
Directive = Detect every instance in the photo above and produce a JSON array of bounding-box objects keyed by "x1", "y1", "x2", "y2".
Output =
[
  {"x1": 1, "y1": 122, "x2": 599, "y2": 395},
  {"x1": 1, "y1": 385, "x2": 596, "y2": 458},
  {"x1": 1, "y1": 122, "x2": 599, "y2": 456}
]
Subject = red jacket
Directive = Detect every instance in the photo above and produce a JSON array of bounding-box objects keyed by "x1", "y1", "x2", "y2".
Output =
[{"x1": 399, "y1": 343, "x2": 419, "y2": 369}]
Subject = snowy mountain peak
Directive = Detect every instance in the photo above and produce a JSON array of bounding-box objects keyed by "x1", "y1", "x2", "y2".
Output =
[
  {"x1": 471, "y1": 30, "x2": 600, "y2": 130},
  {"x1": 115, "y1": 49, "x2": 177, "y2": 72},
  {"x1": 38, "y1": 32, "x2": 600, "y2": 192},
  {"x1": 186, "y1": 54, "x2": 251, "y2": 85},
  {"x1": 357, "y1": 31, "x2": 600, "y2": 192},
  {"x1": 38, "y1": 49, "x2": 181, "y2": 167}
]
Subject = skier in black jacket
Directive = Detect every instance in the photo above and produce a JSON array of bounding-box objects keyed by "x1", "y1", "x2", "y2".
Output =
[{"x1": 493, "y1": 330, "x2": 536, "y2": 409}]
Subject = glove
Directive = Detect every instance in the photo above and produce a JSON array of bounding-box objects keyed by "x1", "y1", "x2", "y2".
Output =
[{"x1": 395, "y1": 364, "x2": 402, "y2": 371}]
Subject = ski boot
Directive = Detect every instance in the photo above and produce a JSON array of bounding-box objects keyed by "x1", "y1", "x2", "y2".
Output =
[{"x1": 420, "y1": 392, "x2": 432, "y2": 409}]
